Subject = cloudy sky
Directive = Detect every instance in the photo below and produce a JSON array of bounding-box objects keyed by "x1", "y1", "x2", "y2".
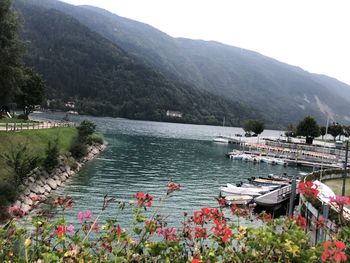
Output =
[{"x1": 61, "y1": 0, "x2": 350, "y2": 85}]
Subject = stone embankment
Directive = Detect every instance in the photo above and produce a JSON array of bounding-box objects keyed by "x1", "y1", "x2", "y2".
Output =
[{"x1": 11, "y1": 143, "x2": 106, "y2": 215}]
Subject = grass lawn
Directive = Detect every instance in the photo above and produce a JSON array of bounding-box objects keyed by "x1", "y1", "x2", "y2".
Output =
[
  {"x1": 0, "y1": 128, "x2": 77, "y2": 181},
  {"x1": 324, "y1": 178, "x2": 350, "y2": 196}
]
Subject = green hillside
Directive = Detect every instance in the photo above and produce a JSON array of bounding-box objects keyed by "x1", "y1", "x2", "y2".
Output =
[
  {"x1": 15, "y1": 1, "x2": 263, "y2": 126},
  {"x1": 21, "y1": 0, "x2": 350, "y2": 126}
]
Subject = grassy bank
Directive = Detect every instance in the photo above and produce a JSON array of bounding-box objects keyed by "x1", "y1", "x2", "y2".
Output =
[
  {"x1": 0, "y1": 128, "x2": 77, "y2": 181},
  {"x1": 0, "y1": 118, "x2": 36, "y2": 123}
]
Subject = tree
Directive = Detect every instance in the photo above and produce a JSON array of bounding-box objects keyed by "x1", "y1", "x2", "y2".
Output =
[
  {"x1": 251, "y1": 121, "x2": 264, "y2": 136},
  {"x1": 15, "y1": 68, "x2": 46, "y2": 115},
  {"x1": 328, "y1": 123, "x2": 343, "y2": 141},
  {"x1": 320, "y1": 126, "x2": 327, "y2": 140},
  {"x1": 0, "y1": 0, "x2": 24, "y2": 105},
  {"x1": 296, "y1": 116, "x2": 320, "y2": 144},
  {"x1": 242, "y1": 120, "x2": 254, "y2": 136}
]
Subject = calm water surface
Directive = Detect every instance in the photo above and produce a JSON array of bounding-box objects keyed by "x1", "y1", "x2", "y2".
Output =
[{"x1": 32, "y1": 113, "x2": 308, "y2": 226}]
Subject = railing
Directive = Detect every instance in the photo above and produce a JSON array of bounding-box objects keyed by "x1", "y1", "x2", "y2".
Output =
[
  {"x1": 0, "y1": 121, "x2": 75, "y2": 132},
  {"x1": 277, "y1": 185, "x2": 291, "y2": 202}
]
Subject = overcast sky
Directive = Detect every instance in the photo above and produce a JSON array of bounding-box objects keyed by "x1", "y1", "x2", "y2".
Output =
[{"x1": 61, "y1": 0, "x2": 350, "y2": 85}]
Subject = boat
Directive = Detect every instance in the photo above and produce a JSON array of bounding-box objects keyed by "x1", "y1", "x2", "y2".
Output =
[
  {"x1": 238, "y1": 183, "x2": 279, "y2": 191},
  {"x1": 250, "y1": 177, "x2": 290, "y2": 186},
  {"x1": 213, "y1": 136, "x2": 229, "y2": 143},
  {"x1": 220, "y1": 184, "x2": 269, "y2": 196},
  {"x1": 253, "y1": 184, "x2": 292, "y2": 209},
  {"x1": 224, "y1": 195, "x2": 254, "y2": 205}
]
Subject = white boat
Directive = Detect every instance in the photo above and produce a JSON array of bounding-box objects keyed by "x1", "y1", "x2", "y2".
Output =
[
  {"x1": 220, "y1": 187, "x2": 262, "y2": 196},
  {"x1": 274, "y1": 158, "x2": 286, "y2": 166},
  {"x1": 232, "y1": 183, "x2": 278, "y2": 192},
  {"x1": 230, "y1": 154, "x2": 243, "y2": 160},
  {"x1": 251, "y1": 178, "x2": 290, "y2": 186},
  {"x1": 213, "y1": 136, "x2": 229, "y2": 143},
  {"x1": 224, "y1": 195, "x2": 254, "y2": 205}
]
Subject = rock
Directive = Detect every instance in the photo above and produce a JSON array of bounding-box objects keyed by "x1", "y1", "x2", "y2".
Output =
[
  {"x1": 28, "y1": 176, "x2": 36, "y2": 183},
  {"x1": 30, "y1": 185, "x2": 45, "y2": 195},
  {"x1": 23, "y1": 197, "x2": 33, "y2": 206},
  {"x1": 92, "y1": 148, "x2": 99, "y2": 155},
  {"x1": 69, "y1": 170, "x2": 75, "y2": 176},
  {"x1": 65, "y1": 166, "x2": 71, "y2": 174},
  {"x1": 60, "y1": 166, "x2": 66, "y2": 172},
  {"x1": 14, "y1": 200, "x2": 22, "y2": 207},
  {"x1": 24, "y1": 188, "x2": 31, "y2": 196},
  {"x1": 44, "y1": 184, "x2": 51, "y2": 193},
  {"x1": 21, "y1": 204, "x2": 31, "y2": 213},
  {"x1": 36, "y1": 179, "x2": 44, "y2": 187},
  {"x1": 53, "y1": 175, "x2": 60, "y2": 181},
  {"x1": 55, "y1": 179, "x2": 62, "y2": 186},
  {"x1": 41, "y1": 170, "x2": 50, "y2": 179},
  {"x1": 46, "y1": 179, "x2": 57, "y2": 190}
]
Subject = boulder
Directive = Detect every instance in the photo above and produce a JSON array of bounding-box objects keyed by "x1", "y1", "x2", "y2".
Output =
[
  {"x1": 28, "y1": 176, "x2": 36, "y2": 183},
  {"x1": 30, "y1": 185, "x2": 45, "y2": 195},
  {"x1": 55, "y1": 179, "x2": 62, "y2": 186},
  {"x1": 23, "y1": 188, "x2": 31, "y2": 196},
  {"x1": 23, "y1": 197, "x2": 33, "y2": 206},
  {"x1": 46, "y1": 179, "x2": 57, "y2": 190},
  {"x1": 21, "y1": 203, "x2": 31, "y2": 213},
  {"x1": 44, "y1": 184, "x2": 51, "y2": 193}
]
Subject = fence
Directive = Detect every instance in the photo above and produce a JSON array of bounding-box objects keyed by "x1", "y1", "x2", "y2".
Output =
[{"x1": 0, "y1": 121, "x2": 75, "y2": 132}]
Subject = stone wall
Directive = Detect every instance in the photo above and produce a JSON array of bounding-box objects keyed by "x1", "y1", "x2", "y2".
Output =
[{"x1": 10, "y1": 143, "x2": 106, "y2": 215}]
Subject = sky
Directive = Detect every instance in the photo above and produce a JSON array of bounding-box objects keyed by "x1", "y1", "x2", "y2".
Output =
[{"x1": 61, "y1": 0, "x2": 350, "y2": 85}]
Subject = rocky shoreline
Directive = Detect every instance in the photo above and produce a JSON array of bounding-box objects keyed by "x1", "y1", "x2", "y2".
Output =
[{"x1": 9, "y1": 143, "x2": 106, "y2": 216}]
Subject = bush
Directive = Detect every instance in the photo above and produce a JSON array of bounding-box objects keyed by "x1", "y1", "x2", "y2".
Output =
[
  {"x1": 77, "y1": 120, "x2": 96, "y2": 139},
  {"x1": 17, "y1": 114, "x2": 29, "y2": 120},
  {"x1": 0, "y1": 181, "x2": 18, "y2": 220},
  {"x1": 86, "y1": 134, "x2": 103, "y2": 145},
  {"x1": 43, "y1": 138, "x2": 59, "y2": 172},
  {"x1": 70, "y1": 138, "x2": 87, "y2": 159},
  {"x1": 0, "y1": 143, "x2": 41, "y2": 184}
]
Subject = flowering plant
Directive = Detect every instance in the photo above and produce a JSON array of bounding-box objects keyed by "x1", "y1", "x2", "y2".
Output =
[{"x1": 0, "y1": 183, "x2": 348, "y2": 262}]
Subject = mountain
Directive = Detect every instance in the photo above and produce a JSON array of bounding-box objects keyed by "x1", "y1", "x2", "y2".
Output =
[
  {"x1": 15, "y1": 0, "x2": 350, "y2": 127},
  {"x1": 14, "y1": 0, "x2": 262, "y2": 126}
]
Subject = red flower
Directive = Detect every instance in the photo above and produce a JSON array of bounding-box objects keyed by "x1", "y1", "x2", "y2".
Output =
[
  {"x1": 298, "y1": 181, "x2": 319, "y2": 200},
  {"x1": 211, "y1": 219, "x2": 233, "y2": 243},
  {"x1": 167, "y1": 181, "x2": 180, "y2": 194},
  {"x1": 92, "y1": 222, "x2": 99, "y2": 233},
  {"x1": 291, "y1": 214, "x2": 307, "y2": 230},
  {"x1": 194, "y1": 227, "x2": 207, "y2": 239},
  {"x1": 193, "y1": 211, "x2": 205, "y2": 225},
  {"x1": 322, "y1": 241, "x2": 347, "y2": 262},
  {"x1": 330, "y1": 195, "x2": 350, "y2": 206},
  {"x1": 30, "y1": 195, "x2": 42, "y2": 202},
  {"x1": 135, "y1": 192, "x2": 153, "y2": 208},
  {"x1": 192, "y1": 259, "x2": 200, "y2": 263},
  {"x1": 54, "y1": 225, "x2": 65, "y2": 236},
  {"x1": 216, "y1": 197, "x2": 226, "y2": 208},
  {"x1": 8, "y1": 206, "x2": 26, "y2": 218}
]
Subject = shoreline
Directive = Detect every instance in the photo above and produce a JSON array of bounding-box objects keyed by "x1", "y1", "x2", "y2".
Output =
[{"x1": 8, "y1": 142, "x2": 107, "y2": 218}]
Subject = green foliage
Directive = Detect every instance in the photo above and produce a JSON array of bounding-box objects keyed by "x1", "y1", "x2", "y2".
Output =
[
  {"x1": 328, "y1": 123, "x2": 343, "y2": 140},
  {"x1": 320, "y1": 126, "x2": 327, "y2": 139},
  {"x1": 243, "y1": 120, "x2": 265, "y2": 136},
  {"x1": 0, "y1": 143, "x2": 40, "y2": 184},
  {"x1": 0, "y1": 0, "x2": 24, "y2": 105},
  {"x1": 43, "y1": 138, "x2": 59, "y2": 172},
  {"x1": 15, "y1": 67, "x2": 46, "y2": 115},
  {"x1": 69, "y1": 137, "x2": 87, "y2": 159},
  {"x1": 86, "y1": 134, "x2": 103, "y2": 145},
  {"x1": 296, "y1": 116, "x2": 320, "y2": 144},
  {"x1": 0, "y1": 181, "x2": 17, "y2": 219},
  {"x1": 77, "y1": 120, "x2": 96, "y2": 139},
  {"x1": 13, "y1": 1, "x2": 265, "y2": 127}
]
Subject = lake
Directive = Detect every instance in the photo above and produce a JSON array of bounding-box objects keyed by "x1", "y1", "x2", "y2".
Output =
[{"x1": 32, "y1": 113, "x2": 308, "y2": 226}]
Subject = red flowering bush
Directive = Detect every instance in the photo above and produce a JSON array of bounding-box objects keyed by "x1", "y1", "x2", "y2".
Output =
[
  {"x1": 321, "y1": 241, "x2": 347, "y2": 262},
  {"x1": 298, "y1": 181, "x2": 319, "y2": 201}
]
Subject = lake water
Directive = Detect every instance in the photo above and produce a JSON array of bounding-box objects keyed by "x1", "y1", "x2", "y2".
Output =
[{"x1": 32, "y1": 113, "x2": 308, "y2": 226}]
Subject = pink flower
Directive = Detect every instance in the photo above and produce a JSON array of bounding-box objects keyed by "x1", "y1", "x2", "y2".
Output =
[
  {"x1": 66, "y1": 224, "x2": 75, "y2": 233},
  {"x1": 77, "y1": 210, "x2": 93, "y2": 222},
  {"x1": 329, "y1": 195, "x2": 350, "y2": 206},
  {"x1": 77, "y1": 211, "x2": 84, "y2": 222},
  {"x1": 8, "y1": 206, "x2": 26, "y2": 218},
  {"x1": 156, "y1": 227, "x2": 178, "y2": 241},
  {"x1": 85, "y1": 210, "x2": 92, "y2": 219},
  {"x1": 322, "y1": 241, "x2": 347, "y2": 262}
]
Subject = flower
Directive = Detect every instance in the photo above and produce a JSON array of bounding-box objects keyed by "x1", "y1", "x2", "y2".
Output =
[
  {"x1": 30, "y1": 195, "x2": 42, "y2": 202},
  {"x1": 192, "y1": 259, "x2": 200, "y2": 263},
  {"x1": 194, "y1": 227, "x2": 207, "y2": 239},
  {"x1": 8, "y1": 205, "x2": 26, "y2": 218},
  {"x1": 92, "y1": 222, "x2": 99, "y2": 233},
  {"x1": 329, "y1": 195, "x2": 350, "y2": 206},
  {"x1": 322, "y1": 241, "x2": 347, "y2": 262},
  {"x1": 298, "y1": 181, "x2": 319, "y2": 201},
  {"x1": 291, "y1": 214, "x2": 307, "y2": 230},
  {"x1": 77, "y1": 210, "x2": 93, "y2": 222},
  {"x1": 135, "y1": 192, "x2": 153, "y2": 207},
  {"x1": 24, "y1": 238, "x2": 32, "y2": 248},
  {"x1": 54, "y1": 225, "x2": 65, "y2": 236},
  {"x1": 216, "y1": 196, "x2": 226, "y2": 207},
  {"x1": 167, "y1": 181, "x2": 180, "y2": 194},
  {"x1": 157, "y1": 227, "x2": 178, "y2": 241},
  {"x1": 285, "y1": 239, "x2": 299, "y2": 257},
  {"x1": 66, "y1": 224, "x2": 75, "y2": 233}
]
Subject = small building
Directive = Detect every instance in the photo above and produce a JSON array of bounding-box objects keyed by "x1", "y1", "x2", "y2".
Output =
[
  {"x1": 65, "y1": 101, "x2": 75, "y2": 109},
  {"x1": 166, "y1": 110, "x2": 183, "y2": 118}
]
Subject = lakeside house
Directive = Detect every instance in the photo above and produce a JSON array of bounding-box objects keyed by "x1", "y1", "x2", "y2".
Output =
[{"x1": 166, "y1": 110, "x2": 183, "y2": 118}]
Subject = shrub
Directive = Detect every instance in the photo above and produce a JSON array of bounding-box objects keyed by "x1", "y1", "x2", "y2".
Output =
[
  {"x1": 70, "y1": 137, "x2": 87, "y2": 159},
  {"x1": 86, "y1": 134, "x2": 103, "y2": 145},
  {"x1": 17, "y1": 114, "x2": 29, "y2": 120},
  {"x1": 0, "y1": 143, "x2": 41, "y2": 184},
  {"x1": 43, "y1": 138, "x2": 59, "y2": 172},
  {"x1": 77, "y1": 120, "x2": 96, "y2": 139},
  {"x1": 0, "y1": 181, "x2": 18, "y2": 220}
]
